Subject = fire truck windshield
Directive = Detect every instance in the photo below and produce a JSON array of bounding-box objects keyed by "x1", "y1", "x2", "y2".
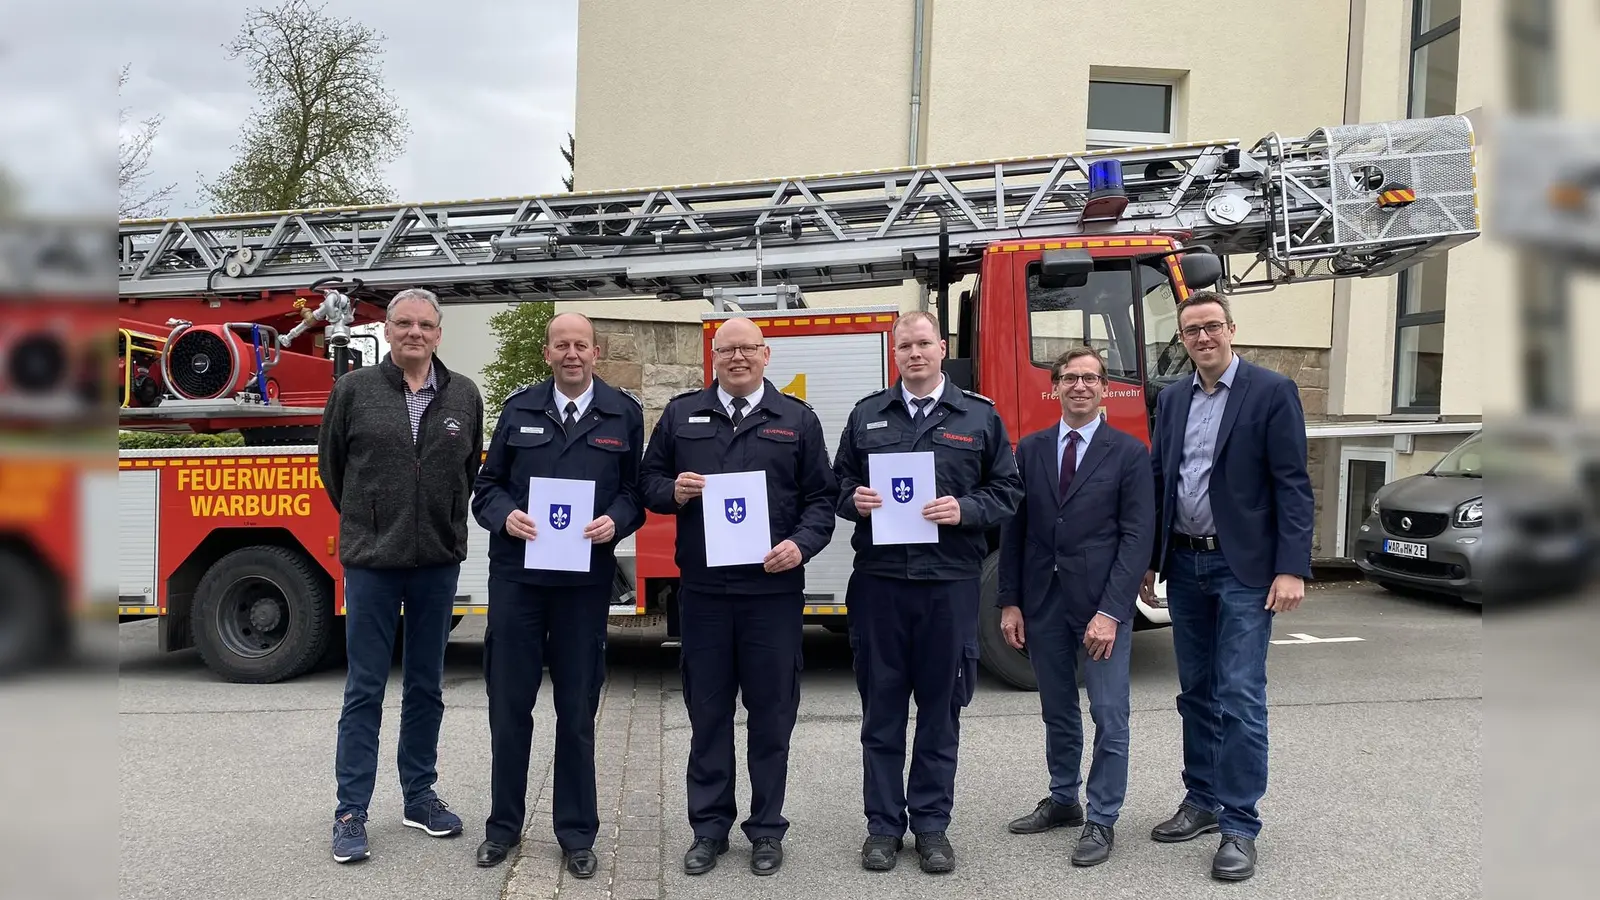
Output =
[{"x1": 1024, "y1": 258, "x2": 1193, "y2": 386}]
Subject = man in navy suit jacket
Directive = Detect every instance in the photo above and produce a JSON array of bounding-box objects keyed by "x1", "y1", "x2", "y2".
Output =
[
  {"x1": 997, "y1": 346, "x2": 1154, "y2": 869},
  {"x1": 1138, "y1": 290, "x2": 1314, "y2": 883}
]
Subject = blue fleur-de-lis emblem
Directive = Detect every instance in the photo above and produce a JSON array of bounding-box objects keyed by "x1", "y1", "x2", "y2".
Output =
[
  {"x1": 892, "y1": 477, "x2": 914, "y2": 503},
  {"x1": 725, "y1": 498, "x2": 746, "y2": 524},
  {"x1": 549, "y1": 504, "x2": 571, "y2": 530}
]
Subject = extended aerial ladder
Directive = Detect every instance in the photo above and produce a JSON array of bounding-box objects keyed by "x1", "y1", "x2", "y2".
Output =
[
  {"x1": 119, "y1": 116, "x2": 1479, "y2": 301},
  {"x1": 113, "y1": 114, "x2": 1480, "y2": 430}
]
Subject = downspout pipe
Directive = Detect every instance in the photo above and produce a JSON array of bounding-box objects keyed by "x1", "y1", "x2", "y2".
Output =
[{"x1": 909, "y1": 0, "x2": 926, "y2": 167}]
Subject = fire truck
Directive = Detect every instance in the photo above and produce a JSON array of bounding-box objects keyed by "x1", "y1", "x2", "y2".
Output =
[
  {"x1": 1, "y1": 217, "x2": 118, "y2": 676},
  {"x1": 116, "y1": 114, "x2": 1481, "y2": 688}
]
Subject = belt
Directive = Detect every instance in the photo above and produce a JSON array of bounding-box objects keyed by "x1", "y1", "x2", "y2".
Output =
[{"x1": 1171, "y1": 532, "x2": 1220, "y2": 552}]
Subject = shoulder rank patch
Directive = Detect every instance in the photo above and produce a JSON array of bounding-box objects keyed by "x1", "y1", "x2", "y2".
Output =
[
  {"x1": 618, "y1": 387, "x2": 643, "y2": 408},
  {"x1": 852, "y1": 389, "x2": 890, "y2": 407},
  {"x1": 502, "y1": 383, "x2": 534, "y2": 406},
  {"x1": 780, "y1": 391, "x2": 814, "y2": 410},
  {"x1": 962, "y1": 389, "x2": 996, "y2": 406},
  {"x1": 671, "y1": 387, "x2": 703, "y2": 400}
]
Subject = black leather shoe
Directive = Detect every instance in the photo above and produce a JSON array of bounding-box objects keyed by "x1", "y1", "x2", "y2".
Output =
[
  {"x1": 1212, "y1": 835, "x2": 1257, "y2": 881},
  {"x1": 861, "y1": 834, "x2": 902, "y2": 871},
  {"x1": 683, "y1": 836, "x2": 728, "y2": 875},
  {"x1": 1072, "y1": 822, "x2": 1114, "y2": 866},
  {"x1": 750, "y1": 837, "x2": 783, "y2": 875},
  {"x1": 563, "y1": 848, "x2": 598, "y2": 879},
  {"x1": 475, "y1": 839, "x2": 516, "y2": 868},
  {"x1": 914, "y1": 831, "x2": 955, "y2": 874},
  {"x1": 1150, "y1": 804, "x2": 1220, "y2": 843},
  {"x1": 1006, "y1": 796, "x2": 1086, "y2": 834}
]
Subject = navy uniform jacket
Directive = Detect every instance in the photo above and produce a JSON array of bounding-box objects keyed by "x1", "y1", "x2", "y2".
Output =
[
  {"x1": 997, "y1": 420, "x2": 1155, "y2": 630},
  {"x1": 470, "y1": 375, "x2": 646, "y2": 588},
  {"x1": 639, "y1": 379, "x2": 839, "y2": 596},
  {"x1": 833, "y1": 380, "x2": 1024, "y2": 581}
]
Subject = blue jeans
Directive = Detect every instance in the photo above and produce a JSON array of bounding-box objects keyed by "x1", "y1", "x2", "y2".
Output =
[
  {"x1": 334, "y1": 563, "x2": 459, "y2": 820},
  {"x1": 1166, "y1": 546, "x2": 1274, "y2": 840},
  {"x1": 1024, "y1": 598, "x2": 1132, "y2": 827}
]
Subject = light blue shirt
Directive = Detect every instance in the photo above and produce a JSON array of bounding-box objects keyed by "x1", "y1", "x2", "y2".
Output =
[
  {"x1": 1056, "y1": 414, "x2": 1101, "y2": 480},
  {"x1": 1176, "y1": 353, "x2": 1240, "y2": 536}
]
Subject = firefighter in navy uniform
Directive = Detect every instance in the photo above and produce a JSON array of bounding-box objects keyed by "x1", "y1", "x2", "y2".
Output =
[
  {"x1": 833, "y1": 310, "x2": 1024, "y2": 875},
  {"x1": 469, "y1": 313, "x2": 646, "y2": 878},
  {"x1": 640, "y1": 316, "x2": 839, "y2": 878}
]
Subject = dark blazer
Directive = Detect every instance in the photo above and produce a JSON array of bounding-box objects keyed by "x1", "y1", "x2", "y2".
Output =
[
  {"x1": 1149, "y1": 356, "x2": 1315, "y2": 589},
  {"x1": 998, "y1": 419, "x2": 1154, "y2": 629}
]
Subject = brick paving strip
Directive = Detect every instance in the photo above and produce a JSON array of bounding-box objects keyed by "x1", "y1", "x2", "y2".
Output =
[{"x1": 502, "y1": 667, "x2": 666, "y2": 900}]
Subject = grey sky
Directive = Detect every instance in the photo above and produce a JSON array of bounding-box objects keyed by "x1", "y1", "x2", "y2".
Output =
[{"x1": 1, "y1": 0, "x2": 577, "y2": 217}]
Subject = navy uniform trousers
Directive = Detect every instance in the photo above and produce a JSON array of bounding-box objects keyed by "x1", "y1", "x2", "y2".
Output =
[
  {"x1": 678, "y1": 586, "x2": 806, "y2": 843},
  {"x1": 483, "y1": 578, "x2": 610, "y2": 850},
  {"x1": 847, "y1": 571, "x2": 981, "y2": 838}
]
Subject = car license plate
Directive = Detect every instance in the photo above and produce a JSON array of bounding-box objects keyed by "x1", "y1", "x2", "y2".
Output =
[{"x1": 1384, "y1": 539, "x2": 1428, "y2": 559}]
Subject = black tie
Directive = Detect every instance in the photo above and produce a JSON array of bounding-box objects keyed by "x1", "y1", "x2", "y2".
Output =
[
  {"x1": 730, "y1": 396, "x2": 748, "y2": 428},
  {"x1": 562, "y1": 400, "x2": 579, "y2": 434},
  {"x1": 911, "y1": 396, "x2": 934, "y2": 426}
]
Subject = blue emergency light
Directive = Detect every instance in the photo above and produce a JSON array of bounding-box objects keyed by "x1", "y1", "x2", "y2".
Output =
[
  {"x1": 1088, "y1": 159, "x2": 1125, "y2": 198},
  {"x1": 1081, "y1": 157, "x2": 1130, "y2": 222}
]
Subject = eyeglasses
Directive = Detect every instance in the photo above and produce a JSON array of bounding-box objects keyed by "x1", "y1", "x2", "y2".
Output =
[
  {"x1": 1053, "y1": 373, "x2": 1103, "y2": 386},
  {"x1": 388, "y1": 318, "x2": 439, "y2": 333},
  {"x1": 712, "y1": 344, "x2": 765, "y2": 358},
  {"x1": 1180, "y1": 322, "x2": 1229, "y2": 339}
]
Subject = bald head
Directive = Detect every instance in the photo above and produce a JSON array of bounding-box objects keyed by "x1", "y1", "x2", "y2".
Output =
[
  {"x1": 710, "y1": 316, "x2": 769, "y2": 396},
  {"x1": 544, "y1": 311, "x2": 600, "y2": 394}
]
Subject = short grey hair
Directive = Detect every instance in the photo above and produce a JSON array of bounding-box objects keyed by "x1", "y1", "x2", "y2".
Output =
[{"x1": 388, "y1": 288, "x2": 442, "y2": 322}]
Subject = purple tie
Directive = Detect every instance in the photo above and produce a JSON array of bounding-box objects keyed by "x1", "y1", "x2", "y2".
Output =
[{"x1": 1059, "y1": 430, "x2": 1080, "y2": 502}]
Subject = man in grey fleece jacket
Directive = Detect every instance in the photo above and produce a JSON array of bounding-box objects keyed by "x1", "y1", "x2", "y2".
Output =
[{"x1": 318, "y1": 288, "x2": 484, "y2": 864}]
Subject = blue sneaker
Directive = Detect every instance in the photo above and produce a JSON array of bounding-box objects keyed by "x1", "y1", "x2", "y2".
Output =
[
  {"x1": 332, "y1": 812, "x2": 369, "y2": 863},
  {"x1": 403, "y1": 797, "x2": 463, "y2": 837}
]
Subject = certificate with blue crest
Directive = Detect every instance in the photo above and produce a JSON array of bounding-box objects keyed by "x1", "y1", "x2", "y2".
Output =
[{"x1": 525, "y1": 477, "x2": 595, "y2": 572}]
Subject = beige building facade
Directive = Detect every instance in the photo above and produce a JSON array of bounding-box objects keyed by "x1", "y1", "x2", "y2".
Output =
[{"x1": 439, "y1": 0, "x2": 1592, "y2": 559}]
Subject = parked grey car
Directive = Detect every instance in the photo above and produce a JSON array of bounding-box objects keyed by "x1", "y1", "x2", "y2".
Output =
[{"x1": 1353, "y1": 428, "x2": 1596, "y2": 603}]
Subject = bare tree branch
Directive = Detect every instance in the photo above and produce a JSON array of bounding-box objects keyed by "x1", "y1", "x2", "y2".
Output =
[
  {"x1": 199, "y1": 0, "x2": 410, "y2": 214},
  {"x1": 119, "y1": 64, "x2": 178, "y2": 218}
]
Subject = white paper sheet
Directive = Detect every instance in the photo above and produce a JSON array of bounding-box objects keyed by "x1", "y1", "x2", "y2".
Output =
[
  {"x1": 524, "y1": 477, "x2": 596, "y2": 572},
  {"x1": 701, "y1": 470, "x2": 772, "y2": 567},
  {"x1": 867, "y1": 451, "x2": 940, "y2": 545}
]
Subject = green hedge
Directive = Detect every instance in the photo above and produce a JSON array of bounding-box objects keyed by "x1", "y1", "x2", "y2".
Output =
[{"x1": 119, "y1": 431, "x2": 246, "y2": 450}]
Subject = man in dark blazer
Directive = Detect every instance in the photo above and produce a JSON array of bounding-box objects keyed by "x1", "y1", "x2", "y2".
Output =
[
  {"x1": 1140, "y1": 290, "x2": 1314, "y2": 882},
  {"x1": 997, "y1": 346, "x2": 1153, "y2": 868}
]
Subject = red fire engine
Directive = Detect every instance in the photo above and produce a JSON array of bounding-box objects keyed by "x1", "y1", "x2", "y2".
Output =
[{"x1": 116, "y1": 114, "x2": 1480, "y2": 688}]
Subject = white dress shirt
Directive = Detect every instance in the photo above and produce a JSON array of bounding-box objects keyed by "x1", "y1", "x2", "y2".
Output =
[
  {"x1": 717, "y1": 382, "x2": 764, "y2": 419},
  {"x1": 902, "y1": 375, "x2": 946, "y2": 413},
  {"x1": 555, "y1": 379, "x2": 596, "y2": 420}
]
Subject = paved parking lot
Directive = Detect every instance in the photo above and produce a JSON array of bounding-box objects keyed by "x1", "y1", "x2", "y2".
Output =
[{"x1": 117, "y1": 581, "x2": 1482, "y2": 900}]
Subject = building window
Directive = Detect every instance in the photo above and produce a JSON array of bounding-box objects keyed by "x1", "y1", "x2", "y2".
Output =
[
  {"x1": 1086, "y1": 79, "x2": 1174, "y2": 150},
  {"x1": 1393, "y1": 0, "x2": 1459, "y2": 413}
]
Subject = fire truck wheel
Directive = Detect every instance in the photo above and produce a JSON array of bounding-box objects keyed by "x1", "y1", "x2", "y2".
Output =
[
  {"x1": 0, "y1": 550, "x2": 61, "y2": 676},
  {"x1": 977, "y1": 552, "x2": 1039, "y2": 692},
  {"x1": 192, "y1": 545, "x2": 332, "y2": 684}
]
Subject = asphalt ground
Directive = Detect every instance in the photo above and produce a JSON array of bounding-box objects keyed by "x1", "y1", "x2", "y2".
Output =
[{"x1": 107, "y1": 580, "x2": 1488, "y2": 900}]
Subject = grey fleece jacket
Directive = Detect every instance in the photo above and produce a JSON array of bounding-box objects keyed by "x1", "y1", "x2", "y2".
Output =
[{"x1": 317, "y1": 353, "x2": 484, "y2": 570}]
